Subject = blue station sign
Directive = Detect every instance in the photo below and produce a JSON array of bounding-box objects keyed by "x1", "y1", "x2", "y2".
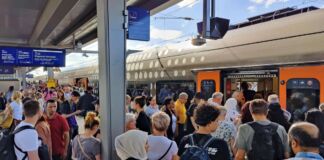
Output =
[
  {"x1": 0, "y1": 46, "x2": 65, "y2": 67},
  {"x1": 127, "y1": 7, "x2": 150, "y2": 41}
]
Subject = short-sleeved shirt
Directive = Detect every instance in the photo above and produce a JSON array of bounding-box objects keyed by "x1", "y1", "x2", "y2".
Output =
[
  {"x1": 136, "y1": 111, "x2": 151, "y2": 134},
  {"x1": 178, "y1": 133, "x2": 231, "y2": 160},
  {"x1": 46, "y1": 113, "x2": 70, "y2": 156},
  {"x1": 10, "y1": 101, "x2": 23, "y2": 120},
  {"x1": 145, "y1": 105, "x2": 159, "y2": 118},
  {"x1": 211, "y1": 121, "x2": 236, "y2": 157},
  {"x1": 14, "y1": 121, "x2": 41, "y2": 160},
  {"x1": 175, "y1": 100, "x2": 187, "y2": 124},
  {"x1": 72, "y1": 135, "x2": 101, "y2": 160},
  {"x1": 234, "y1": 120, "x2": 289, "y2": 153},
  {"x1": 148, "y1": 135, "x2": 178, "y2": 160}
]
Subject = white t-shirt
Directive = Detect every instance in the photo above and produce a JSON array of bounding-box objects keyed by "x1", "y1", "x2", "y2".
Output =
[
  {"x1": 10, "y1": 101, "x2": 23, "y2": 120},
  {"x1": 148, "y1": 135, "x2": 178, "y2": 160},
  {"x1": 171, "y1": 114, "x2": 177, "y2": 133},
  {"x1": 14, "y1": 121, "x2": 41, "y2": 160}
]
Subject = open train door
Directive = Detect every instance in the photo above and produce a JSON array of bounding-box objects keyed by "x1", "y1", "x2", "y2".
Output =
[
  {"x1": 196, "y1": 71, "x2": 221, "y2": 100},
  {"x1": 279, "y1": 65, "x2": 324, "y2": 120}
]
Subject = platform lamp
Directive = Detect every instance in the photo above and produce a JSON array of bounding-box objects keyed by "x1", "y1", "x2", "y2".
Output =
[{"x1": 192, "y1": 0, "x2": 230, "y2": 46}]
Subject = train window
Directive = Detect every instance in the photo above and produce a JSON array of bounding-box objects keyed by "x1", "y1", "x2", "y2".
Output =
[
  {"x1": 156, "y1": 80, "x2": 195, "y2": 105},
  {"x1": 286, "y1": 78, "x2": 320, "y2": 121},
  {"x1": 127, "y1": 83, "x2": 150, "y2": 98},
  {"x1": 201, "y1": 80, "x2": 216, "y2": 101}
]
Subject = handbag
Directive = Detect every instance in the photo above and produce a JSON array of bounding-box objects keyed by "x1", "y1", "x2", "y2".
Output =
[
  {"x1": 158, "y1": 141, "x2": 173, "y2": 160},
  {"x1": 77, "y1": 135, "x2": 92, "y2": 160}
]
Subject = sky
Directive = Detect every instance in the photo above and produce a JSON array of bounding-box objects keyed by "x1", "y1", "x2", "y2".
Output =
[{"x1": 29, "y1": 0, "x2": 324, "y2": 76}]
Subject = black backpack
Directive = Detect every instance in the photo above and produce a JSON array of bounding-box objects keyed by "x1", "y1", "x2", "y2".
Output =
[
  {"x1": 180, "y1": 134, "x2": 214, "y2": 160},
  {"x1": 247, "y1": 122, "x2": 285, "y2": 160},
  {"x1": 0, "y1": 125, "x2": 50, "y2": 160}
]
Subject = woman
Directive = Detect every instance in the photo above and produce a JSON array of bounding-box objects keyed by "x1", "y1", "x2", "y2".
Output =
[
  {"x1": 224, "y1": 98, "x2": 240, "y2": 123},
  {"x1": 211, "y1": 106, "x2": 237, "y2": 159},
  {"x1": 10, "y1": 91, "x2": 23, "y2": 126},
  {"x1": 57, "y1": 90, "x2": 70, "y2": 114},
  {"x1": 163, "y1": 98, "x2": 177, "y2": 140},
  {"x1": 145, "y1": 96, "x2": 159, "y2": 118},
  {"x1": 125, "y1": 113, "x2": 137, "y2": 131},
  {"x1": 305, "y1": 109, "x2": 324, "y2": 157},
  {"x1": 72, "y1": 112, "x2": 101, "y2": 160},
  {"x1": 115, "y1": 130, "x2": 148, "y2": 160},
  {"x1": 35, "y1": 115, "x2": 52, "y2": 159},
  {"x1": 134, "y1": 96, "x2": 151, "y2": 133},
  {"x1": 148, "y1": 112, "x2": 178, "y2": 160}
]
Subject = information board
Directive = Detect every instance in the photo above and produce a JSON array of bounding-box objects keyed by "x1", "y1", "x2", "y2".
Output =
[
  {"x1": 127, "y1": 7, "x2": 150, "y2": 41},
  {"x1": 0, "y1": 66, "x2": 15, "y2": 74},
  {"x1": 0, "y1": 46, "x2": 65, "y2": 67}
]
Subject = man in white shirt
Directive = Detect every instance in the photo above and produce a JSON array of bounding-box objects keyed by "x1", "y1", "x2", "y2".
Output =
[{"x1": 14, "y1": 100, "x2": 42, "y2": 160}]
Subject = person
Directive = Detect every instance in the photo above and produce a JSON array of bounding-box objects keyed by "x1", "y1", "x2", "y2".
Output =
[
  {"x1": 158, "y1": 85, "x2": 171, "y2": 104},
  {"x1": 186, "y1": 92, "x2": 203, "y2": 135},
  {"x1": 63, "y1": 86, "x2": 72, "y2": 101},
  {"x1": 125, "y1": 113, "x2": 137, "y2": 131},
  {"x1": 148, "y1": 112, "x2": 178, "y2": 160},
  {"x1": 178, "y1": 104, "x2": 231, "y2": 159},
  {"x1": 5, "y1": 86, "x2": 14, "y2": 102},
  {"x1": 287, "y1": 122, "x2": 324, "y2": 160},
  {"x1": 145, "y1": 96, "x2": 159, "y2": 118},
  {"x1": 267, "y1": 94, "x2": 291, "y2": 132},
  {"x1": 305, "y1": 109, "x2": 324, "y2": 157},
  {"x1": 208, "y1": 92, "x2": 223, "y2": 107},
  {"x1": 115, "y1": 130, "x2": 148, "y2": 160},
  {"x1": 10, "y1": 91, "x2": 23, "y2": 126},
  {"x1": 241, "y1": 82, "x2": 256, "y2": 102},
  {"x1": 232, "y1": 91, "x2": 245, "y2": 109},
  {"x1": 72, "y1": 112, "x2": 101, "y2": 160},
  {"x1": 14, "y1": 100, "x2": 42, "y2": 160},
  {"x1": 235, "y1": 99, "x2": 289, "y2": 160},
  {"x1": 134, "y1": 96, "x2": 151, "y2": 133},
  {"x1": 125, "y1": 95, "x2": 134, "y2": 113},
  {"x1": 211, "y1": 106, "x2": 237, "y2": 158},
  {"x1": 174, "y1": 92, "x2": 188, "y2": 144},
  {"x1": 36, "y1": 92, "x2": 45, "y2": 109},
  {"x1": 44, "y1": 87, "x2": 57, "y2": 102},
  {"x1": 61, "y1": 91, "x2": 82, "y2": 140},
  {"x1": 0, "y1": 92, "x2": 6, "y2": 111},
  {"x1": 319, "y1": 103, "x2": 324, "y2": 113},
  {"x1": 46, "y1": 99, "x2": 70, "y2": 160},
  {"x1": 78, "y1": 86, "x2": 96, "y2": 117},
  {"x1": 240, "y1": 101, "x2": 253, "y2": 124},
  {"x1": 163, "y1": 98, "x2": 177, "y2": 140},
  {"x1": 35, "y1": 115, "x2": 52, "y2": 159},
  {"x1": 224, "y1": 98, "x2": 240, "y2": 123}
]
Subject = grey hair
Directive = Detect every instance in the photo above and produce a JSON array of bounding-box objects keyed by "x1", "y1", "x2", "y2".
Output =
[
  {"x1": 319, "y1": 103, "x2": 324, "y2": 112},
  {"x1": 268, "y1": 94, "x2": 279, "y2": 104},
  {"x1": 179, "y1": 92, "x2": 188, "y2": 99},
  {"x1": 212, "y1": 92, "x2": 223, "y2": 99},
  {"x1": 125, "y1": 113, "x2": 136, "y2": 125}
]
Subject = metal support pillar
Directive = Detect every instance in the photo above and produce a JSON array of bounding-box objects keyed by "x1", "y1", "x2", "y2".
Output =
[
  {"x1": 211, "y1": 0, "x2": 215, "y2": 17},
  {"x1": 47, "y1": 67, "x2": 54, "y2": 79},
  {"x1": 203, "y1": 0, "x2": 211, "y2": 38},
  {"x1": 97, "y1": 0, "x2": 126, "y2": 159}
]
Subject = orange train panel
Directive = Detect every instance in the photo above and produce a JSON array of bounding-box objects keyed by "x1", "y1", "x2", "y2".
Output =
[
  {"x1": 279, "y1": 65, "x2": 324, "y2": 109},
  {"x1": 196, "y1": 71, "x2": 221, "y2": 92}
]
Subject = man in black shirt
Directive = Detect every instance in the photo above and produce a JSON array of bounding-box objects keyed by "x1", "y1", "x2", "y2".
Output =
[
  {"x1": 178, "y1": 104, "x2": 231, "y2": 160},
  {"x1": 186, "y1": 92, "x2": 203, "y2": 134},
  {"x1": 78, "y1": 86, "x2": 96, "y2": 117}
]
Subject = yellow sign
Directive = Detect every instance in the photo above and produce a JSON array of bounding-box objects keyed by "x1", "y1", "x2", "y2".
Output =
[{"x1": 47, "y1": 78, "x2": 57, "y2": 88}]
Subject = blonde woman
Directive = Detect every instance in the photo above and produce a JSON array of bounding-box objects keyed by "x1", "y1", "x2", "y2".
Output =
[{"x1": 10, "y1": 91, "x2": 23, "y2": 126}]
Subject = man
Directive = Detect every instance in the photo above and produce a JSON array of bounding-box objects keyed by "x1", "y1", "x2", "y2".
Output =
[
  {"x1": 232, "y1": 91, "x2": 245, "y2": 108},
  {"x1": 208, "y1": 92, "x2": 223, "y2": 107},
  {"x1": 78, "y1": 86, "x2": 96, "y2": 117},
  {"x1": 46, "y1": 99, "x2": 70, "y2": 160},
  {"x1": 241, "y1": 82, "x2": 256, "y2": 102},
  {"x1": 174, "y1": 92, "x2": 188, "y2": 144},
  {"x1": 267, "y1": 94, "x2": 291, "y2": 132},
  {"x1": 288, "y1": 122, "x2": 324, "y2": 160},
  {"x1": 5, "y1": 86, "x2": 14, "y2": 102},
  {"x1": 235, "y1": 99, "x2": 289, "y2": 160},
  {"x1": 178, "y1": 104, "x2": 230, "y2": 159},
  {"x1": 0, "y1": 92, "x2": 6, "y2": 111},
  {"x1": 14, "y1": 100, "x2": 42, "y2": 160},
  {"x1": 63, "y1": 85, "x2": 72, "y2": 101},
  {"x1": 186, "y1": 92, "x2": 203, "y2": 134}
]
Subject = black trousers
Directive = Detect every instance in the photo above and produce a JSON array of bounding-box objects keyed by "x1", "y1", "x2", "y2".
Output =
[
  {"x1": 52, "y1": 155, "x2": 64, "y2": 160},
  {"x1": 175, "y1": 123, "x2": 185, "y2": 145}
]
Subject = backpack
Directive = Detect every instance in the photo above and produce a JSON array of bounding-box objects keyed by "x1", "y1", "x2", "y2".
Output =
[
  {"x1": 180, "y1": 134, "x2": 214, "y2": 160},
  {"x1": 247, "y1": 122, "x2": 285, "y2": 160},
  {"x1": 0, "y1": 125, "x2": 50, "y2": 160}
]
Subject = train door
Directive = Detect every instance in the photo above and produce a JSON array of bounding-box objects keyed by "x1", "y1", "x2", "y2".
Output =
[
  {"x1": 223, "y1": 70, "x2": 279, "y2": 102},
  {"x1": 196, "y1": 71, "x2": 220, "y2": 100},
  {"x1": 279, "y1": 66, "x2": 324, "y2": 121}
]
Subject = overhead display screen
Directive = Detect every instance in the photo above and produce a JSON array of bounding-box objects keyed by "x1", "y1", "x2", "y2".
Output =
[
  {"x1": 0, "y1": 46, "x2": 65, "y2": 67},
  {"x1": 127, "y1": 6, "x2": 150, "y2": 41}
]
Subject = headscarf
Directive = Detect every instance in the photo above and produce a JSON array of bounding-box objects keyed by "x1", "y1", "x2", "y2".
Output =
[
  {"x1": 224, "y1": 98, "x2": 240, "y2": 122},
  {"x1": 115, "y1": 130, "x2": 148, "y2": 160}
]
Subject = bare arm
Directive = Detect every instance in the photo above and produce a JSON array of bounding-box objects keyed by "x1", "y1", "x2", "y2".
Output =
[
  {"x1": 190, "y1": 117, "x2": 198, "y2": 131},
  {"x1": 95, "y1": 154, "x2": 101, "y2": 160},
  {"x1": 284, "y1": 152, "x2": 289, "y2": 159},
  {"x1": 63, "y1": 131, "x2": 70, "y2": 158},
  {"x1": 62, "y1": 110, "x2": 82, "y2": 118},
  {"x1": 230, "y1": 138, "x2": 237, "y2": 156},
  {"x1": 28, "y1": 151, "x2": 40, "y2": 160},
  {"x1": 173, "y1": 155, "x2": 180, "y2": 160},
  {"x1": 235, "y1": 149, "x2": 246, "y2": 160}
]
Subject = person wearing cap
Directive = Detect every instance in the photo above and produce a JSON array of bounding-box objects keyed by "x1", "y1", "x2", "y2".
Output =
[{"x1": 186, "y1": 92, "x2": 204, "y2": 134}]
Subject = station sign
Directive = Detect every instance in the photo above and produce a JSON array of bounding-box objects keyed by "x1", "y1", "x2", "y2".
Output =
[
  {"x1": 127, "y1": 7, "x2": 150, "y2": 41},
  {"x1": 0, "y1": 66, "x2": 15, "y2": 74},
  {"x1": 0, "y1": 46, "x2": 65, "y2": 67}
]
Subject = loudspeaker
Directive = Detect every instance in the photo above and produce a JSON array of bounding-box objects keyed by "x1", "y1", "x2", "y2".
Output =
[{"x1": 197, "y1": 17, "x2": 230, "y2": 39}]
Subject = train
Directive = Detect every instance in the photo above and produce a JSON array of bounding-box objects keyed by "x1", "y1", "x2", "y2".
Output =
[{"x1": 31, "y1": 7, "x2": 324, "y2": 115}]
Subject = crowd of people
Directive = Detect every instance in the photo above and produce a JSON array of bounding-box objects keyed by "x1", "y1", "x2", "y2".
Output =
[
  {"x1": 1, "y1": 82, "x2": 324, "y2": 160},
  {"x1": 0, "y1": 85, "x2": 100, "y2": 160},
  {"x1": 117, "y1": 85, "x2": 324, "y2": 160}
]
